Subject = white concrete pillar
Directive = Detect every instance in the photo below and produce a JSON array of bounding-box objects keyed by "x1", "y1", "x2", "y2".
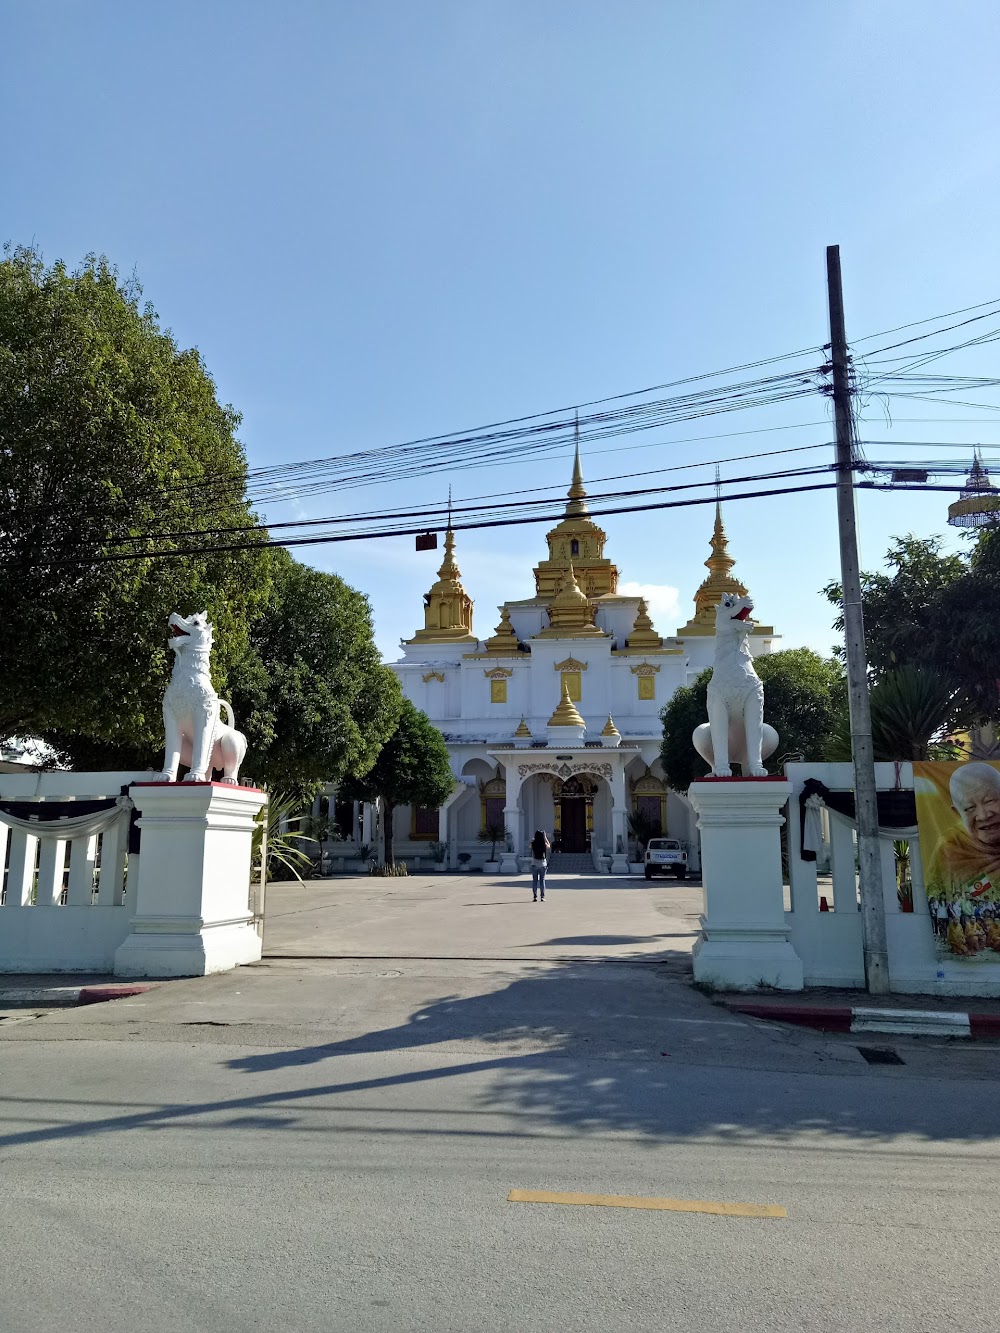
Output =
[
  {"x1": 114, "y1": 783, "x2": 266, "y2": 978},
  {"x1": 609, "y1": 761, "x2": 629, "y2": 875},
  {"x1": 688, "y1": 779, "x2": 803, "y2": 991},
  {"x1": 500, "y1": 767, "x2": 523, "y2": 873}
]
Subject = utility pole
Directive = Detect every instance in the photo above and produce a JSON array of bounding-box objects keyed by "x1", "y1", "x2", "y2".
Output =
[{"x1": 826, "y1": 244, "x2": 889, "y2": 994}]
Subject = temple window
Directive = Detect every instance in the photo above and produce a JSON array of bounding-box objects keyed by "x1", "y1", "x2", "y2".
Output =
[
  {"x1": 411, "y1": 806, "x2": 440, "y2": 840},
  {"x1": 561, "y1": 670, "x2": 582, "y2": 702},
  {"x1": 490, "y1": 678, "x2": 507, "y2": 704},
  {"x1": 570, "y1": 539, "x2": 579, "y2": 556},
  {"x1": 481, "y1": 777, "x2": 506, "y2": 829},
  {"x1": 637, "y1": 675, "x2": 655, "y2": 701}
]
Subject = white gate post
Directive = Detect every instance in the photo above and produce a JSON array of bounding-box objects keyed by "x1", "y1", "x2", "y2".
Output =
[
  {"x1": 688, "y1": 778, "x2": 803, "y2": 991},
  {"x1": 114, "y1": 783, "x2": 267, "y2": 978}
]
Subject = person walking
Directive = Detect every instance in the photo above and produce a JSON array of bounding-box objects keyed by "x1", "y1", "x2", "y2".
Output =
[{"x1": 530, "y1": 829, "x2": 551, "y2": 902}]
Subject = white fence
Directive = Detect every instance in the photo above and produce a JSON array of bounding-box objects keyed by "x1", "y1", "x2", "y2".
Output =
[
  {"x1": 784, "y1": 762, "x2": 1000, "y2": 997},
  {"x1": 0, "y1": 771, "x2": 146, "y2": 972}
]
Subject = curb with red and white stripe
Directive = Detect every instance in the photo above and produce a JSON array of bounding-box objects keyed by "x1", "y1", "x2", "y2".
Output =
[
  {"x1": 0, "y1": 984, "x2": 153, "y2": 1009},
  {"x1": 726, "y1": 1001, "x2": 1000, "y2": 1040}
]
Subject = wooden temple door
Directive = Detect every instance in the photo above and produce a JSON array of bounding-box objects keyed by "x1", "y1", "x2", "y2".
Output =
[{"x1": 560, "y1": 796, "x2": 588, "y2": 852}]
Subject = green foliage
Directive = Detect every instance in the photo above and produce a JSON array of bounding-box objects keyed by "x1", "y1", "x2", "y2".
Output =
[
  {"x1": 340, "y1": 698, "x2": 455, "y2": 864},
  {"x1": 251, "y1": 791, "x2": 315, "y2": 883},
  {"x1": 823, "y1": 536, "x2": 966, "y2": 676},
  {"x1": 0, "y1": 247, "x2": 398, "y2": 792},
  {"x1": 369, "y1": 861, "x2": 409, "y2": 877},
  {"x1": 825, "y1": 666, "x2": 959, "y2": 762},
  {"x1": 0, "y1": 246, "x2": 269, "y2": 758},
  {"x1": 477, "y1": 822, "x2": 506, "y2": 859},
  {"x1": 427, "y1": 840, "x2": 449, "y2": 863},
  {"x1": 626, "y1": 809, "x2": 659, "y2": 853},
  {"x1": 823, "y1": 533, "x2": 1000, "y2": 725},
  {"x1": 659, "y1": 648, "x2": 845, "y2": 791},
  {"x1": 232, "y1": 548, "x2": 402, "y2": 789}
]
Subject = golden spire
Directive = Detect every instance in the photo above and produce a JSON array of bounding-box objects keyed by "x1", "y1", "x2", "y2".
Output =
[
  {"x1": 626, "y1": 597, "x2": 661, "y2": 649},
  {"x1": 485, "y1": 605, "x2": 519, "y2": 653},
  {"x1": 405, "y1": 528, "x2": 477, "y2": 644},
  {"x1": 677, "y1": 501, "x2": 749, "y2": 632},
  {"x1": 601, "y1": 714, "x2": 620, "y2": 738},
  {"x1": 438, "y1": 527, "x2": 460, "y2": 577},
  {"x1": 547, "y1": 678, "x2": 586, "y2": 728},
  {"x1": 531, "y1": 437, "x2": 619, "y2": 602},
  {"x1": 514, "y1": 717, "x2": 532, "y2": 738},
  {"x1": 566, "y1": 421, "x2": 588, "y2": 517},
  {"x1": 536, "y1": 563, "x2": 606, "y2": 638}
]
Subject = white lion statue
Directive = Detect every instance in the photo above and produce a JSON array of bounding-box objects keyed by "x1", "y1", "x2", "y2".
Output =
[
  {"x1": 156, "y1": 611, "x2": 247, "y2": 784},
  {"x1": 692, "y1": 594, "x2": 778, "y2": 778}
]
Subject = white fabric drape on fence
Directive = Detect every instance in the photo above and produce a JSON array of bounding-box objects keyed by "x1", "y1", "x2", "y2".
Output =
[{"x1": 0, "y1": 795, "x2": 133, "y2": 841}]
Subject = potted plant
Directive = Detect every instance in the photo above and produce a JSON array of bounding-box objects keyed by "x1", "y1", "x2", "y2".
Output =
[
  {"x1": 478, "y1": 822, "x2": 505, "y2": 872},
  {"x1": 355, "y1": 842, "x2": 377, "y2": 873},
  {"x1": 428, "y1": 840, "x2": 449, "y2": 873},
  {"x1": 457, "y1": 851, "x2": 472, "y2": 872},
  {"x1": 626, "y1": 810, "x2": 659, "y2": 875}
]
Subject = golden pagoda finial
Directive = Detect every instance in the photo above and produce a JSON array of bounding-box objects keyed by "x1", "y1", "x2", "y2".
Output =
[
  {"x1": 566, "y1": 416, "x2": 588, "y2": 518},
  {"x1": 537, "y1": 562, "x2": 605, "y2": 638},
  {"x1": 514, "y1": 717, "x2": 532, "y2": 738},
  {"x1": 676, "y1": 499, "x2": 750, "y2": 634},
  {"x1": 485, "y1": 605, "x2": 519, "y2": 653},
  {"x1": 601, "y1": 714, "x2": 620, "y2": 738},
  {"x1": 626, "y1": 597, "x2": 661, "y2": 649},
  {"x1": 405, "y1": 527, "x2": 477, "y2": 644},
  {"x1": 438, "y1": 527, "x2": 460, "y2": 578},
  {"x1": 547, "y1": 678, "x2": 586, "y2": 728}
]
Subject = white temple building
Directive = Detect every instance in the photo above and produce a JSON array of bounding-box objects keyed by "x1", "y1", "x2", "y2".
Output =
[{"x1": 368, "y1": 449, "x2": 780, "y2": 873}]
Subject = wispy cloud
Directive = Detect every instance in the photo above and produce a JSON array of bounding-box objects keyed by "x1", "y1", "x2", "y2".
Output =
[{"x1": 618, "y1": 581, "x2": 682, "y2": 632}]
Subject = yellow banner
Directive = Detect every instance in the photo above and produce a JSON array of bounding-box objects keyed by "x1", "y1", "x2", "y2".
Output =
[{"x1": 914, "y1": 760, "x2": 1000, "y2": 960}]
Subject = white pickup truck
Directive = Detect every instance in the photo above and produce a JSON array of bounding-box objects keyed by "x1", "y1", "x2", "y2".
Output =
[{"x1": 643, "y1": 838, "x2": 688, "y2": 880}]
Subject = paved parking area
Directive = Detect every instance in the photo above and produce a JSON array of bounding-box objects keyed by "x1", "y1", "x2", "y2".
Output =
[{"x1": 262, "y1": 870, "x2": 704, "y2": 963}]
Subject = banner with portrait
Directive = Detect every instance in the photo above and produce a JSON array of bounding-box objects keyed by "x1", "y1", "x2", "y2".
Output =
[{"x1": 914, "y1": 760, "x2": 1000, "y2": 961}]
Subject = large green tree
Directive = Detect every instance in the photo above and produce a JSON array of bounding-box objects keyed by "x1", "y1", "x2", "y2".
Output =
[
  {"x1": 0, "y1": 246, "x2": 401, "y2": 793},
  {"x1": 341, "y1": 698, "x2": 455, "y2": 865},
  {"x1": 824, "y1": 532, "x2": 1000, "y2": 724},
  {"x1": 660, "y1": 648, "x2": 845, "y2": 791},
  {"x1": 230, "y1": 549, "x2": 403, "y2": 790},
  {"x1": 0, "y1": 245, "x2": 269, "y2": 755}
]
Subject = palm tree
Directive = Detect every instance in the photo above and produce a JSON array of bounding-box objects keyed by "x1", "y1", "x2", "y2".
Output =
[{"x1": 826, "y1": 666, "x2": 958, "y2": 762}]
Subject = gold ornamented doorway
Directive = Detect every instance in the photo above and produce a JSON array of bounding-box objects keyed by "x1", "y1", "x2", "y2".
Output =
[{"x1": 553, "y1": 775, "x2": 596, "y2": 853}]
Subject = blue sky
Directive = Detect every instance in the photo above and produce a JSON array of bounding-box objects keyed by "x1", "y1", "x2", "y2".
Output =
[{"x1": 4, "y1": 1, "x2": 999, "y2": 658}]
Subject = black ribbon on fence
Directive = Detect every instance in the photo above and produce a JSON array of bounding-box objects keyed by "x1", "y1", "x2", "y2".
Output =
[
  {"x1": 799, "y1": 778, "x2": 917, "y2": 862},
  {"x1": 0, "y1": 785, "x2": 142, "y2": 853}
]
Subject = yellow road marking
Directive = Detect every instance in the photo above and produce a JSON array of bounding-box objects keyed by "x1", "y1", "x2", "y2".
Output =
[{"x1": 507, "y1": 1189, "x2": 785, "y2": 1219}]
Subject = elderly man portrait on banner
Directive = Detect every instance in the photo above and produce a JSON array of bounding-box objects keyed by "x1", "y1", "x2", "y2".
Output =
[{"x1": 918, "y1": 761, "x2": 1000, "y2": 958}]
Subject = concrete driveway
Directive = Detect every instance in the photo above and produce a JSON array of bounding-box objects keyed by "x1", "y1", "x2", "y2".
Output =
[{"x1": 262, "y1": 870, "x2": 704, "y2": 963}]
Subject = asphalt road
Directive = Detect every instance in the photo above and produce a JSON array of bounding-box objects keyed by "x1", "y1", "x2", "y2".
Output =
[{"x1": 2, "y1": 874, "x2": 998, "y2": 1332}]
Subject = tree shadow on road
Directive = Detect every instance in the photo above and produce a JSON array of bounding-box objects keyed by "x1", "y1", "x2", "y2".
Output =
[{"x1": 3, "y1": 955, "x2": 1000, "y2": 1151}]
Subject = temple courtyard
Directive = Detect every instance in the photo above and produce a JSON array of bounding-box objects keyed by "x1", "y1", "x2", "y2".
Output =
[{"x1": 2, "y1": 873, "x2": 999, "y2": 1332}]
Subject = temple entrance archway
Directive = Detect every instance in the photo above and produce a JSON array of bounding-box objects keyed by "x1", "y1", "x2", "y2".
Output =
[{"x1": 554, "y1": 774, "x2": 597, "y2": 853}]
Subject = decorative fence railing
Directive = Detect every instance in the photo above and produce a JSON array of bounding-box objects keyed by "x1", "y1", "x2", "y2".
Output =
[
  {"x1": 0, "y1": 771, "x2": 147, "y2": 972},
  {"x1": 0, "y1": 773, "x2": 266, "y2": 978}
]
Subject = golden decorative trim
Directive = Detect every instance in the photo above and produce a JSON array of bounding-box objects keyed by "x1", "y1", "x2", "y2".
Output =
[
  {"x1": 553, "y1": 657, "x2": 588, "y2": 672},
  {"x1": 483, "y1": 666, "x2": 514, "y2": 679},
  {"x1": 421, "y1": 671, "x2": 446, "y2": 683},
  {"x1": 629, "y1": 663, "x2": 661, "y2": 676}
]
